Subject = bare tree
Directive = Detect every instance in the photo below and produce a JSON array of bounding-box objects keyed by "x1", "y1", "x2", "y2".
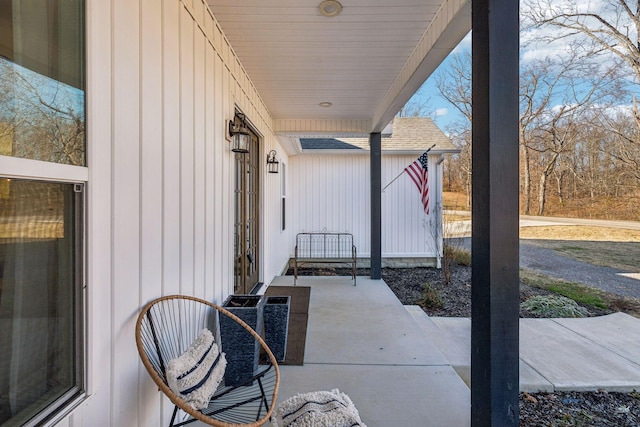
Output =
[
  {"x1": 398, "y1": 95, "x2": 437, "y2": 118},
  {"x1": 523, "y1": 0, "x2": 640, "y2": 205},
  {"x1": 434, "y1": 52, "x2": 473, "y2": 207},
  {"x1": 435, "y1": 52, "x2": 472, "y2": 123},
  {"x1": 524, "y1": 0, "x2": 640, "y2": 84},
  {"x1": 519, "y1": 58, "x2": 556, "y2": 214},
  {"x1": 433, "y1": 2, "x2": 640, "y2": 218},
  {"x1": 521, "y1": 52, "x2": 619, "y2": 214},
  {"x1": 596, "y1": 107, "x2": 640, "y2": 182},
  {"x1": 0, "y1": 58, "x2": 85, "y2": 166},
  {"x1": 441, "y1": 127, "x2": 472, "y2": 208},
  {"x1": 0, "y1": 62, "x2": 30, "y2": 150}
]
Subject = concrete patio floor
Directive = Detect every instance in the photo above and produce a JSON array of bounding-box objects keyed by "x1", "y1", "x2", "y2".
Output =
[
  {"x1": 266, "y1": 275, "x2": 471, "y2": 426},
  {"x1": 260, "y1": 274, "x2": 640, "y2": 427}
]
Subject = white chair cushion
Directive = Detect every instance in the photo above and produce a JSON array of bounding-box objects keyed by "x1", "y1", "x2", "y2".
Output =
[
  {"x1": 166, "y1": 328, "x2": 227, "y2": 410},
  {"x1": 271, "y1": 388, "x2": 367, "y2": 427}
]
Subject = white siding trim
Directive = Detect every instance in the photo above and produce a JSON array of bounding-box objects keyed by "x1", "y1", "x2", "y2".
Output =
[
  {"x1": 0, "y1": 156, "x2": 88, "y2": 182},
  {"x1": 274, "y1": 118, "x2": 372, "y2": 135},
  {"x1": 110, "y1": 0, "x2": 141, "y2": 424},
  {"x1": 84, "y1": 1, "x2": 112, "y2": 425}
]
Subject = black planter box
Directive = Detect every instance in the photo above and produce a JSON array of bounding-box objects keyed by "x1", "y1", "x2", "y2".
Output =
[
  {"x1": 220, "y1": 295, "x2": 264, "y2": 386},
  {"x1": 263, "y1": 296, "x2": 290, "y2": 362}
]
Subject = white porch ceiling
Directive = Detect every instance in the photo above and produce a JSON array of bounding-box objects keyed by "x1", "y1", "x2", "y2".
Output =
[{"x1": 206, "y1": 0, "x2": 470, "y2": 135}]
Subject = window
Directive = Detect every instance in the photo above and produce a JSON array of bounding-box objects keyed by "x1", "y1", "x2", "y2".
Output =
[
  {"x1": 0, "y1": 0, "x2": 86, "y2": 166},
  {"x1": 0, "y1": 1, "x2": 86, "y2": 425},
  {"x1": 281, "y1": 163, "x2": 286, "y2": 231},
  {"x1": 0, "y1": 179, "x2": 84, "y2": 426}
]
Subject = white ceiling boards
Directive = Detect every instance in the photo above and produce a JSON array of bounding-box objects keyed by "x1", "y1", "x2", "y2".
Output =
[{"x1": 206, "y1": 0, "x2": 470, "y2": 134}]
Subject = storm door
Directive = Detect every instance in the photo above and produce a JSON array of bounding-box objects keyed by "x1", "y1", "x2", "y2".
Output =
[{"x1": 233, "y1": 129, "x2": 260, "y2": 294}]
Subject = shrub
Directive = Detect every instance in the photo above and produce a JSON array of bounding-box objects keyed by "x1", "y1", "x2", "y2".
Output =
[
  {"x1": 520, "y1": 269, "x2": 610, "y2": 311},
  {"x1": 521, "y1": 295, "x2": 588, "y2": 318},
  {"x1": 441, "y1": 243, "x2": 471, "y2": 285},
  {"x1": 446, "y1": 245, "x2": 471, "y2": 266},
  {"x1": 420, "y1": 283, "x2": 443, "y2": 309}
]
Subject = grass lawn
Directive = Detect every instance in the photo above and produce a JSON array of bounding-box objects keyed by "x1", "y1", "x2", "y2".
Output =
[{"x1": 519, "y1": 269, "x2": 640, "y2": 317}]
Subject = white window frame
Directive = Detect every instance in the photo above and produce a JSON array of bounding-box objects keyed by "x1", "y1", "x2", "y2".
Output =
[
  {"x1": 0, "y1": 155, "x2": 88, "y2": 426},
  {"x1": 281, "y1": 162, "x2": 286, "y2": 231}
]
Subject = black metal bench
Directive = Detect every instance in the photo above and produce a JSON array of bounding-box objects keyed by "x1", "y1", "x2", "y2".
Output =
[{"x1": 294, "y1": 232, "x2": 357, "y2": 285}]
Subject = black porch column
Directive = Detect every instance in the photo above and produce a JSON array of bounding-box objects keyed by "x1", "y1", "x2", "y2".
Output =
[
  {"x1": 471, "y1": 0, "x2": 520, "y2": 426},
  {"x1": 369, "y1": 132, "x2": 382, "y2": 279}
]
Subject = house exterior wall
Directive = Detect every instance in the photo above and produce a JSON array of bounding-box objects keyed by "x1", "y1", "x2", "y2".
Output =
[
  {"x1": 289, "y1": 154, "x2": 371, "y2": 255},
  {"x1": 381, "y1": 154, "x2": 441, "y2": 261},
  {"x1": 49, "y1": 0, "x2": 289, "y2": 425},
  {"x1": 289, "y1": 153, "x2": 440, "y2": 265},
  {"x1": 2, "y1": 0, "x2": 446, "y2": 424}
]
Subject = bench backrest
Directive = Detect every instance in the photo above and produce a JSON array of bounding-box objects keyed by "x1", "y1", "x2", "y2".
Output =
[{"x1": 295, "y1": 232, "x2": 355, "y2": 259}]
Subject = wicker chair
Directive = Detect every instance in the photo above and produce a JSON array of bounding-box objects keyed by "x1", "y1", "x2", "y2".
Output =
[{"x1": 135, "y1": 295, "x2": 280, "y2": 427}]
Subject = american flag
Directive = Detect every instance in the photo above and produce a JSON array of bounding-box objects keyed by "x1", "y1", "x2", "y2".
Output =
[{"x1": 404, "y1": 151, "x2": 430, "y2": 214}]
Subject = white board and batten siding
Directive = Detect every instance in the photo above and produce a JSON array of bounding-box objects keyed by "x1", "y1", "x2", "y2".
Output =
[
  {"x1": 289, "y1": 155, "x2": 371, "y2": 251},
  {"x1": 382, "y1": 155, "x2": 441, "y2": 261},
  {"x1": 63, "y1": 0, "x2": 289, "y2": 425},
  {"x1": 289, "y1": 153, "x2": 439, "y2": 264}
]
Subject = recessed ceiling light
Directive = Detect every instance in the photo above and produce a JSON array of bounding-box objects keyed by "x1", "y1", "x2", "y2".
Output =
[
  {"x1": 318, "y1": 0, "x2": 342, "y2": 18},
  {"x1": 319, "y1": 102, "x2": 333, "y2": 107}
]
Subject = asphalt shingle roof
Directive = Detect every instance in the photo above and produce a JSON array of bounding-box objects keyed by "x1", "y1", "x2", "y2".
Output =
[
  {"x1": 298, "y1": 138, "x2": 363, "y2": 150},
  {"x1": 299, "y1": 117, "x2": 456, "y2": 152}
]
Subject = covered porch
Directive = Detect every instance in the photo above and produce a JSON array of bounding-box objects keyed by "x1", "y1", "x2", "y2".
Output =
[
  {"x1": 207, "y1": 0, "x2": 520, "y2": 421},
  {"x1": 266, "y1": 275, "x2": 471, "y2": 426},
  {"x1": 261, "y1": 275, "x2": 640, "y2": 426},
  {"x1": 14, "y1": 0, "x2": 523, "y2": 424}
]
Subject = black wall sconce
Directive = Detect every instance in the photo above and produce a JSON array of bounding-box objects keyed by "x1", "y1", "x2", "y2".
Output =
[
  {"x1": 266, "y1": 150, "x2": 279, "y2": 173},
  {"x1": 228, "y1": 112, "x2": 250, "y2": 153}
]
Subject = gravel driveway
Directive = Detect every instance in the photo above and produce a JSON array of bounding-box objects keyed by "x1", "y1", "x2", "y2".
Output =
[
  {"x1": 451, "y1": 236, "x2": 640, "y2": 300},
  {"x1": 519, "y1": 241, "x2": 640, "y2": 300}
]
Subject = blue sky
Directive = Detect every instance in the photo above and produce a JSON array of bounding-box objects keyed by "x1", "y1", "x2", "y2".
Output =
[
  {"x1": 1, "y1": 58, "x2": 85, "y2": 121},
  {"x1": 408, "y1": 33, "x2": 471, "y2": 130}
]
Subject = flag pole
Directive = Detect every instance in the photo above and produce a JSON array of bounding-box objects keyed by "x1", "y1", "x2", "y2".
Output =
[
  {"x1": 381, "y1": 144, "x2": 436, "y2": 192},
  {"x1": 381, "y1": 170, "x2": 405, "y2": 192}
]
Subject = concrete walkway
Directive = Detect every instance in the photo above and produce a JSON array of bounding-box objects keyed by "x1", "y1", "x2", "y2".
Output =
[
  {"x1": 407, "y1": 307, "x2": 640, "y2": 392},
  {"x1": 267, "y1": 275, "x2": 471, "y2": 426},
  {"x1": 259, "y1": 274, "x2": 640, "y2": 427}
]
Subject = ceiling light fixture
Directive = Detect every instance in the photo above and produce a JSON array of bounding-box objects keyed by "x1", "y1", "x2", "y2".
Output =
[
  {"x1": 319, "y1": 101, "x2": 332, "y2": 107},
  {"x1": 318, "y1": 0, "x2": 342, "y2": 18}
]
